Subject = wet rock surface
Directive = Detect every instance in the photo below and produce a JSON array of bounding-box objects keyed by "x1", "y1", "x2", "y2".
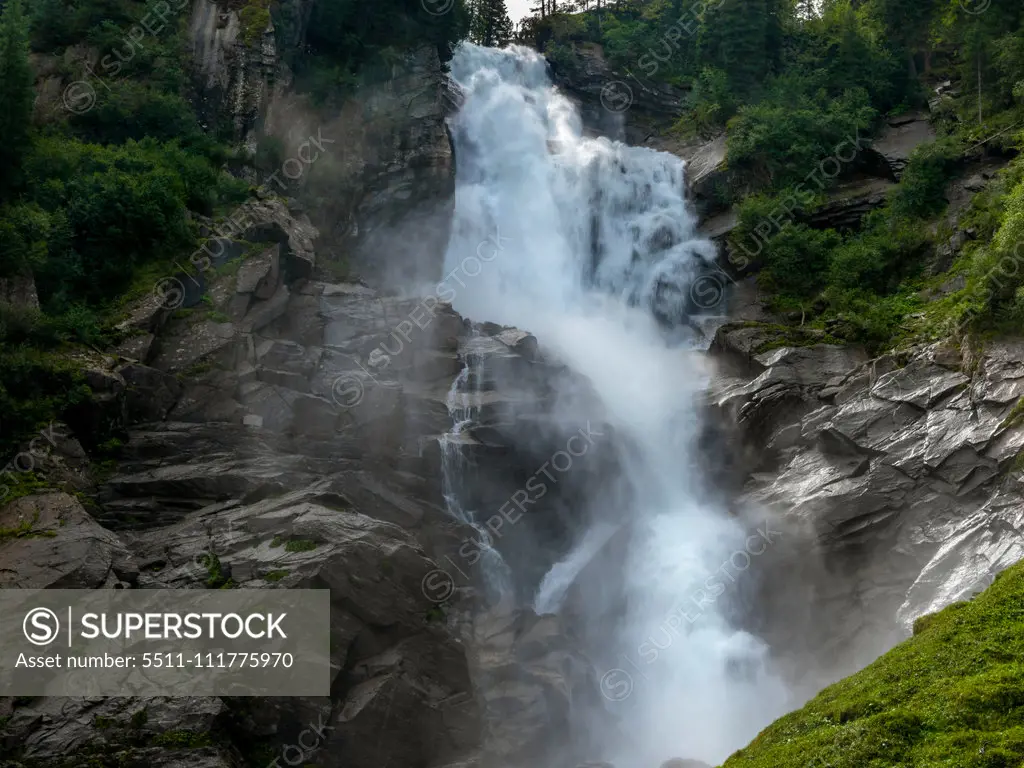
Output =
[
  {"x1": 710, "y1": 318, "x2": 1024, "y2": 682},
  {"x1": 549, "y1": 43, "x2": 686, "y2": 148},
  {"x1": 0, "y1": 198, "x2": 609, "y2": 768}
]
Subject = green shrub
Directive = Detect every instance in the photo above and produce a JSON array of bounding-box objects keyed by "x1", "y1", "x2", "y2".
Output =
[
  {"x1": 887, "y1": 137, "x2": 962, "y2": 220},
  {"x1": 759, "y1": 224, "x2": 841, "y2": 300},
  {"x1": 69, "y1": 82, "x2": 205, "y2": 147},
  {"x1": 726, "y1": 87, "x2": 876, "y2": 190},
  {"x1": 827, "y1": 214, "x2": 928, "y2": 295},
  {"x1": 684, "y1": 67, "x2": 737, "y2": 138},
  {"x1": 293, "y1": 0, "x2": 469, "y2": 97},
  {"x1": 0, "y1": 203, "x2": 50, "y2": 275},
  {"x1": 0, "y1": 346, "x2": 92, "y2": 457},
  {"x1": 20, "y1": 136, "x2": 246, "y2": 313},
  {"x1": 239, "y1": 0, "x2": 271, "y2": 46}
]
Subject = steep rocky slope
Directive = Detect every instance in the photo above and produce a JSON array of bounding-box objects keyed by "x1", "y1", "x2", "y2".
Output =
[
  {"x1": 708, "y1": 302, "x2": 1024, "y2": 690},
  {"x1": 0, "y1": 194, "x2": 615, "y2": 768}
]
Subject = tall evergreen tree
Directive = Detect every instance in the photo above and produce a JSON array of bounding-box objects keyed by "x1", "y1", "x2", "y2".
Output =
[
  {"x1": 698, "y1": 0, "x2": 768, "y2": 97},
  {"x1": 866, "y1": 0, "x2": 939, "y2": 77},
  {"x1": 0, "y1": 0, "x2": 33, "y2": 195},
  {"x1": 472, "y1": 0, "x2": 514, "y2": 47}
]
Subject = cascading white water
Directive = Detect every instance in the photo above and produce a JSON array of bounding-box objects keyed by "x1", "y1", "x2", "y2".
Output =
[
  {"x1": 441, "y1": 363, "x2": 475, "y2": 525},
  {"x1": 533, "y1": 521, "x2": 619, "y2": 616},
  {"x1": 443, "y1": 43, "x2": 790, "y2": 766},
  {"x1": 440, "y1": 341, "x2": 514, "y2": 602}
]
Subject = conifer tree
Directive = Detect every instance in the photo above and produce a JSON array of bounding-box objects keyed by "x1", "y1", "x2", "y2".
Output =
[
  {"x1": 472, "y1": 0, "x2": 514, "y2": 47},
  {"x1": 697, "y1": 0, "x2": 768, "y2": 97},
  {"x1": 0, "y1": 0, "x2": 33, "y2": 194}
]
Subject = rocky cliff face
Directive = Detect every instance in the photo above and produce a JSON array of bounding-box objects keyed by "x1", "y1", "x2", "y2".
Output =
[
  {"x1": 707, "y1": 289, "x2": 1024, "y2": 690},
  {"x1": 187, "y1": 1, "x2": 456, "y2": 289},
  {"x1": 312, "y1": 46, "x2": 458, "y2": 291},
  {"x1": 0, "y1": 197, "x2": 613, "y2": 768},
  {"x1": 549, "y1": 43, "x2": 687, "y2": 147},
  {"x1": 189, "y1": 0, "x2": 279, "y2": 154}
]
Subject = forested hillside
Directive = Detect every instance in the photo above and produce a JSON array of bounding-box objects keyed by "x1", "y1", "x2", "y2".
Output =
[
  {"x1": 0, "y1": 0, "x2": 1022, "y2": 506},
  {"x1": 0, "y1": 0, "x2": 470, "y2": 459},
  {"x1": 521, "y1": 0, "x2": 1024, "y2": 347}
]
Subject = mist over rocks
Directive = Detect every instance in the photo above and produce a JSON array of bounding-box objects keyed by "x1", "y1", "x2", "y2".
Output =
[
  {"x1": 5, "y1": 1, "x2": 1024, "y2": 766},
  {"x1": 0, "y1": 172, "x2": 612, "y2": 767}
]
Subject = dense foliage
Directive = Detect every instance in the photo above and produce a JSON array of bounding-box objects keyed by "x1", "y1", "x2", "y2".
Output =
[
  {"x1": 521, "y1": 0, "x2": 1024, "y2": 349},
  {"x1": 468, "y1": 0, "x2": 514, "y2": 47},
  {"x1": 286, "y1": 0, "x2": 472, "y2": 102},
  {"x1": 0, "y1": 0, "x2": 249, "y2": 455},
  {"x1": 722, "y1": 560, "x2": 1024, "y2": 768}
]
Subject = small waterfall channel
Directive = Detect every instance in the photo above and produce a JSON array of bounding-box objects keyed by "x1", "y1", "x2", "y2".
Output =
[{"x1": 440, "y1": 332, "x2": 514, "y2": 603}]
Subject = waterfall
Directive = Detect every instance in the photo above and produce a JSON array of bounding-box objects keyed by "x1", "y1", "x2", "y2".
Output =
[
  {"x1": 441, "y1": 362, "x2": 475, "y2": 526},
  {"x1": 440, "y1": 337, "x2": 514, "y2": 603},
  {"x1": 442, "y1": 43, "x2": 790, "y2": 766},
  {"x1": 533, "y1": 521, "x2": 618, "y2": 616}
]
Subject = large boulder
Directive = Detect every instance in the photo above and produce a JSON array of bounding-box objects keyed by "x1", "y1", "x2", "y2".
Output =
[{"x1": 0, "y1": 492, "x2": 135, "y2": 588}]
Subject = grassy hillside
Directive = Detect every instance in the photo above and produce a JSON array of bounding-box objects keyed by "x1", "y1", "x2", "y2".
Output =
[{"x1": 722, "y1": 563, "x2": 1024, "y2": 768}]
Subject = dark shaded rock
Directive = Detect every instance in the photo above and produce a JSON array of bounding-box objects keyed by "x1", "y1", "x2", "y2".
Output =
[
  {"x1": 868, "y1": 111, "x2": 936, "y2": 179},
  {"x1": 236, "y1": 246, "x2": 279, "y2": 298},
  {"x1": 2, "y1": 696, "x2": 238, "y2": 767},
  {"x1": 120, "y1": 364, "x2": 184, "y2": 423},
  {"x1": 682, "y1": 135, "x2": 728, "y2": 218},
  {"x1": 550, "y1": 43, "x2": 685, "y2": 147},
  {"x1": 328, "y1": 47, "x2": 458, "y2": 292},
  {"x1": 0, "y1": 273, "x2": 40, "y2": 311},
  {"x1": 809, "y1": 178, "x2": 895, "y2": 231}
]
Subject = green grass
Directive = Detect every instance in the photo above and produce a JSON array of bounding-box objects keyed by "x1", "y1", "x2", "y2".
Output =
[
  {"x1": 270, "y1": 536, "x2": 318, "y2": 552},
  {"x1": 150, "y1": 729, "x2": 212, "y2": 749},
  {"x1": 199, "y1": 553, "x2": 235, "y2": 589},
  {"x1": 0, "y1": 509, "x2": 58, "y2": 543},
  {"x1": 0, "y1": 472, "x2": 52, "y2": 509},
  {"x1": 1000, "y1": 397, "x2": 1024, "y2": 430},
  {"x1": 722, "y1": 561, "x2": 1024, "y2": 768},
  {"x1": 92, "y1": 715, "x2": 117, "y2": 730}
]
